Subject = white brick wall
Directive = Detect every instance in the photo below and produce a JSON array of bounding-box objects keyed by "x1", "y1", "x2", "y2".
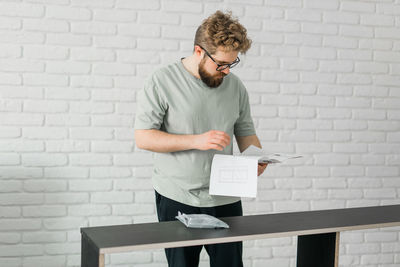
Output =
[{"x1": 0, "y1": 0, "x2": 399, "y2": 266}]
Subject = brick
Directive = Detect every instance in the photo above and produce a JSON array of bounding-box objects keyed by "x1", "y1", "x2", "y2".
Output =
[
  {"x1": 23, "y1": 73, "x2": 68, "y2": 86},
  {"x1": 46, "y1": 61, "x2": 91, "y2": 74},
  {"x1": 329, "y1": 189, "x2": 363, "y2": 199},
  {"x1": 365, "y1": 231, "x2": 398, "y2": 242},
  {"x1": 377, "y1": 3, "x2": 400, "y2": 15},
  {"x1": 293, "y1": 189, "x2": 327, "y2": 200},
  {"x1": 286, "y1": 9, "x2": 321, "y2": 22},
  {"x1": 324, "y1": 11, "x2": 359, "y2": 24},
  {"x1": 24, "y1": 18, "x2": 69, "y2": 32},
  {"x1": 0, "y1": 2, "x2": 44, "y2": 17},
  {"x1": 347, "y1": 243, "x2": 380, "y2": 254},
  {"x1": 119, "y1": 24, "x2": 160, "y2": 37},
  {"x1": 295, "y1": 166, "x2": 330, "y2": 177},
  {"x1": 22, "y1": 256, "x2": 66, "y2": 267},
  {"x1": 45, "y1": 115, "x2": 90, "y2": 127},
  {"x1": 93, "y1": 36, "x2": 136, "y2": 49},
  {"x1": 69, "y1": 153, "x2": 112, "y2": 166},
  {"x1": 0, "y1": 17, "x2": 21, "y2": 30},
  {"x1": 303, "y1": 22, "x2": 338, "y2": 35},
  {"x1": 355, "y1": 62, "x2": 388, "y2": 74},
  {"x1": 44, "y1": 167, "x2": 88, "y2": 179},
  {"x1": 0, "y1": 58, "x2": 44, "y2": 72},
  {"x1": 22, "y1": 153, "x2": 67, "y2": 167},
  {"x1": 338, "y1": 49, "x2": 372, "y2": 60},
  {"x1": 23, "y1": 127, "x2": 68, "y2": 139},
  {"x1": 342, "y1": 1, "x2": 375, "y2": 13},
  {"x1": 90, "y1": 167, "x2": 131, "y2": 178},
  {"x1": 0, "y1": 31, "x2": 44, "y2": 44},
  {"x1": 0, "y1": 44, "x2": 21, "y2": 58},
  {"x1": 0, "y1": 166, "x2": 43, "y2": 179},
  {"x1": 261, "y1": 70, "x2": 298, "y2": 82},
  {"x1": 71, "y1": 21, "x2": 116, "y2": 35},
  {"x1": 318, "y1": 107, "x2": 351, "y2": 119},
  {"x1": 70, "y1": 127, "x2": 113, "y2": 140},
  {"x1": 305, "y1": 0, "x2": 339, "y2": 10},
  {"x1": 300, "y1": 46, "x2": 336, "y2": 59},
  {"x1": 322, "y1": 36, "x2": 358, "y2": 49},
  {"x1": 374, "y1": 51, "x2": 400, "y2": 62},
  {"x1": 0, "y1": 180, "x2": 21, "y2": 192},
  {"x1": 91, "y1": 192, "x2": 133, "y2": 203},
  {"x1": 246, "y1": 6, "x2": 284, "y2": 18},
  {"x1": 113, "y1": 204, "x2": 154, "y2": 215},
  {"x1": 46, "y1": 87, "x2": 91, "y2": 100},
  {"x1": 0, "y1": 73, "x2": 21, "y2": 85},
  {"x1": 94, "y1": 8, "x2": 136, "y2": 22},
  {"x1": 137, "y1": 38, "x2": 179, "y2": 51},
  {"x1": 0, "y1": 219, "x2": 41, "y2": 230},
  {"x1": 352, "y1": 132, "x2": 385, "y2": 143},
  {"x1": 314, "y1": 154, "x2": 350, "y2": 166},
  {"x1": 0, "y1": 233, "x2": 20, "y2": 244},
  {"x1": 0, "y1": 206, "x2": 20, "y2": 218},
  {"x1": 351, "y1": 154, "x2": 385, "y2": 165},
  {"x1": 93, "y1": 62, "x2": 135, "y2": 75},
  {"x1": 69, "y1": 179, "x2": 112, "y2": 192},
  {"x1": 353, "y1": 109, "x2": 386, "y2": 120},
  {"x1": 47, "y1": 33, "x2": 91, "y2": 46},
  {"x1": 23, "y1": 180, "x2": 67, "y2": 192},
  {"x1": 319, "y1": 60, "x2": 354, "y2": 72},
  {"x1": 23, "y1": 206, "x2": 66, "y2": 217},
  {"x1": 354, "y1": 86, "x2": 389, "y2": 97},
  {"x1": 359, "y1": 39, "x2": 392, "y2": 50},
  {"x1": 24, "y1": 100, "x2": 68, "y2": 113},
  {"x1": 298, "y1": 119, "x2": 332, "y2": 130},
  {"x1": 273, "y1": 201, "x2": 310, "y2": 212},
  {"x1": 89, "y1": 216, "x2": 132, "y2": 226},
  {"x1": 46, "y1": 6, "x2": 91, "y2": 20},
  {"x1": 45, "y1": 193, "x2": 88, "y2": 204},
  {"x1": 0, "y1": 244, "x2": 43, "y2": 257},
  {"x1": 301, "y1": 72, "x2": 336, "y2": 83},
  {"x1": 110, "y1": 251, "x2": 152, "y2": 264},
  {"x1": 68, "y1": 204, "x2": 111, "y2": 216},
  {"x1": 0, "y1": 153, "x2": 20, "y2": 166},
  {"x1": 44, "y1": 218, "x2": 85, "y2": 230},
  {"x1": 263, "y1": 20, "x2": 300, "y2": 33},
  {"x1": 116, "y1": 0, "x2": 160, "y2": 10},
  {"x1": 162, "y1": 0, "x2": 202, "y2": 13},
  {"x1": 282, "y1": 58, "x2": 317, "y2": 71},
  {"x1": 24, "y1": 45, "x2": 68, "y2": 60},
  {"x1": 162, "y1": 25, "x2": 197, "y2": 40}
]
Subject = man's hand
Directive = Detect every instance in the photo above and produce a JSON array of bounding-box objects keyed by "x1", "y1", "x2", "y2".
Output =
[
  {"x1": 258, "y1": 163, "x2": 268, "y2": 176},
  {"x1": 194, "y1": 130, "x2": 231, "y2": 151}
]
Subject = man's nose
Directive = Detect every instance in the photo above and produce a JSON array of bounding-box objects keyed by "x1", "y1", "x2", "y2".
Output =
[{"x1": 221, "y1": 67, "x2": 230, "y2": 75}]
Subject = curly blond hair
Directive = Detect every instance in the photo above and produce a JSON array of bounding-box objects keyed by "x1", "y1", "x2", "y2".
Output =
[{"x1": 194, "y1": 10, "x2": 252, "y2": 55}]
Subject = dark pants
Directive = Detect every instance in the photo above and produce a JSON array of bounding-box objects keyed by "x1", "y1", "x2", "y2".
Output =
[{"x1": 155, "y1": 191, "x2": 244, "y2": 267}]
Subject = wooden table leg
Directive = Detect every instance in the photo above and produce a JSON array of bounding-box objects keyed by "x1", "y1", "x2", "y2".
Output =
[
  {"x1": 297, "y1": 232, "x2": 340, "y2": 267},
  {"x1": 81, "y1": 233, "x2": 105, "y2": 267}
]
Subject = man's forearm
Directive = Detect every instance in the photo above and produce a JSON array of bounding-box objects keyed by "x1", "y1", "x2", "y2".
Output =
[
  {"x1": 135, "y1": 129, "x2": 197, "y2": 153},
  {"x1": 235, "y1": 134, "x2": 262, "y2": 153}
]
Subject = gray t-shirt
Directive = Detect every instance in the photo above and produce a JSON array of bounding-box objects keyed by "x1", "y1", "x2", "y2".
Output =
[{"x1": 134, "y1": 60, "x2": 256, "y2": 207}]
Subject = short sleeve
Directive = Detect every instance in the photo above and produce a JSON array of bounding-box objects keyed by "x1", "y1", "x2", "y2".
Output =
[
  {"x1": 134, "y1": 76, "x2": 167, "y2": 130},
  {"x1": 234, "y1": 82, "x2": 256, "y2": 137}
]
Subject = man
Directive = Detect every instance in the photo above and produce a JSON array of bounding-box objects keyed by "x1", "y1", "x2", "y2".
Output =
[{"x1": 134, "y1": 10, "x2": 267, "y2": 267}]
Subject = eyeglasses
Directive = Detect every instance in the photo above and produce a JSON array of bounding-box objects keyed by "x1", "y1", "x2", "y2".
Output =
[{"x1": 197, "y1": 45, "x2": 240, "y2": 71}]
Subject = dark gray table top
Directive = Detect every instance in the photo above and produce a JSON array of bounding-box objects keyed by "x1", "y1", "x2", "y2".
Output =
[{"x1": 81, "y1": 205, "x2": 400, "y2": 253}]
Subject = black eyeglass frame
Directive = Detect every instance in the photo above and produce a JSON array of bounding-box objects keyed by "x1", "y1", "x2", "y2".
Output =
[{"x1": 196, "y1": 45, "x2": 240, "y2": 71}]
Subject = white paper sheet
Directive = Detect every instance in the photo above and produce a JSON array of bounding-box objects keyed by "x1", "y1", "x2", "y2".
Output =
[
  {"x1": 209, "y1": 146, "x2": 302, "y2": 198},
  {"x1": 209, "y1": 154, "x2": 258, "y2": 198}
]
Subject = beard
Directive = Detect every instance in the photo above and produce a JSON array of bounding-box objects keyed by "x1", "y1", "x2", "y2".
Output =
[{"x1": 198, "y1": 59, "x2": 227, "y2": 88}]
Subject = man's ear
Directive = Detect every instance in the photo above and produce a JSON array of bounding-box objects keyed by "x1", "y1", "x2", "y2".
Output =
[{"x1": 194, "y1": 45, "x2": 203, "y2": 58}]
